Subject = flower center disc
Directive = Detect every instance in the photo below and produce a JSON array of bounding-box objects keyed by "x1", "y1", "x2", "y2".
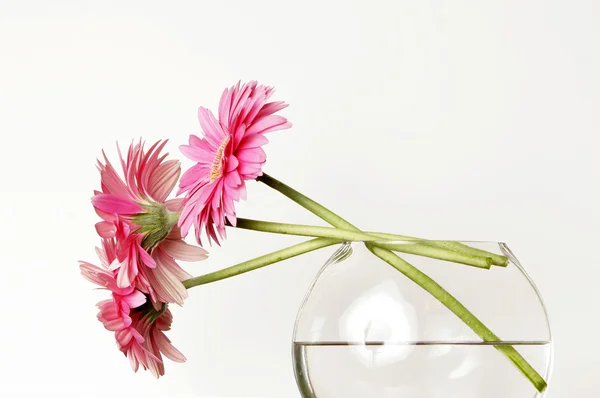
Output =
[{"x1": 210, "y1": 136, "x2": 230, "y2": 183}]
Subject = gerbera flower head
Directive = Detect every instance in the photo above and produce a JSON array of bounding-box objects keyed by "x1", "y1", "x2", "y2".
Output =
[
  {"x1": 178, "y1": 81, "x2": 292, "y2": 244},
  {"x1": 80, "y1": 246, "x2": 186, "y2": 378},
  {"x1": 128, "y1": 304, "x2": 186, "y2": 378},
  {"x1": 92, "y1": 139, "x2": 182, "y2": 247},
  {"x1": 80, "y1": 254, "x2": 146, "y2": 331},
  {"x1": 90, "y1": 141, "x2": 208, "y2": 306}
]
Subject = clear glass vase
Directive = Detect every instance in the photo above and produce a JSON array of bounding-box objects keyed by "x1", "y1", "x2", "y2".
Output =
[{"x1": 292, "y1": 241, "x2": 553, "y2": 398}]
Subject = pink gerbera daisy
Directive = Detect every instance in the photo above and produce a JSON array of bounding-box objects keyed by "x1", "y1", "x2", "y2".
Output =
[
  {"x1": 80, "y1": 242, "x2": 185, "y2": 378},
  {"x1": 80, "y1": 251, "x2": 146, "y2": 332},
  {"x1": 91, "y1": 140, "x2": 208, "y2": 306},
  {"x1": 129, "y1": 305, "x2": 186, "y2": 378},
  {"x1": 79, "y1": 246, "x2": 154, "y2": 373},
  {"x1": 178, "y1": 81, "x2": 291, "y2": 244}
]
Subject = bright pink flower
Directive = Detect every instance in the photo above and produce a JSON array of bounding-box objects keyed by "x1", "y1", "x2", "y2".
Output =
[
  {"x1": 178, "y1": 81, "x2": 291, "y2": 244},
  {"x1": 91, "y1": 141, "x2": 208, "y2": 306}
]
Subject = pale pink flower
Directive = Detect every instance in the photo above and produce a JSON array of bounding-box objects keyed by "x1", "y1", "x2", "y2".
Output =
[
  {"x1": 80, "y1": 246, "x2": 185, "y2": 378},
  {"x1": 178, "y1": 81, "x2": 291, "y2": 244},
  {"x1": 145, "y1": 222, "x2": 206, "y2": 306},
  {"x1": 98, "y1": 296, "x2": 159, "y2": 376},
  {"x1": 91, "y1": 141, "x2": 208, "y2": 306},
  {"x1": 79, "y1": 248, "x2": 153, "y2": 371},
  {"x1": 93, "y1": 140, "x2": 181, "y2": 215},
  {"x1": 128, "y1": 307, "x2": 186, "y2": 378},
  {"x1": 80, "y1": 259, "x2": 146, "y2": 331},
  {"x1": 115, "y1": 323, "x2": 154, "y2": 374}
]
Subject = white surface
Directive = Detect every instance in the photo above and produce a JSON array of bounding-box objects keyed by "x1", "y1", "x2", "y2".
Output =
[{"x1": 0, "y1": 1, "x2": 598, "y2": 397}]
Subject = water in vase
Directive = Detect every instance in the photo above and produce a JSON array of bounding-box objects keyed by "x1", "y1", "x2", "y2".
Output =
[{"x1": 293, "y1": 341, "x2": 552, "y2": 398}]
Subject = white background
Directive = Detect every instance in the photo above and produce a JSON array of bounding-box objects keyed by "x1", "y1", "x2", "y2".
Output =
[{"x1": 0, "y1": 1, "x2": 598, "y2": 397}]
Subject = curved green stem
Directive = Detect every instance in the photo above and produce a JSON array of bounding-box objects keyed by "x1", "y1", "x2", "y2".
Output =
[
  {"x1": 235, "y1": 218, "x2": 491, "y2": 269},
  {"x1": 367, "y1": 244, "x2": 547, "y2": 393},
  {"x1": 257, "y1": 173, "x2": 359, "y2": 231},
  {"x1": 257, "y1": 172, "x2": 546, "y2": 393},
  {"x1": 183, "y1": 238, "x2": 339, "y2": 289}
]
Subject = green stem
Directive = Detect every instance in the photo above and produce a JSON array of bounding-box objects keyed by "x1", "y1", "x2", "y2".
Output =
[
  {"x1": 235, "y1": 218, "x2": 377, "y2": 241},
  {"x1": 257, "y1": 173, "x2": 359, "y2": 231},
  {"x1": 235, "y1": 218, "x2": 491, "y2": 269},
  {"x1": 431, "y1": 241, "x2": 508, "y2": 267},
  {"x1": 367, "y1": 244, "x2": 547, "y2": 393},
  {"x1": 183, "y1": 238, "x2": 339, "y2": 289},
  {"x1": 375, "y1": 241, "x2": 491, "y2": 269},
  {"x1": 257, "y1": 172, "x2": 546, "y2": 393},
  {"x1": 369, "y1": 232, "x2": 508, "y2": 267},
  {"x1": 256, "y1": 174, "x2": 506, "y2": 267}
]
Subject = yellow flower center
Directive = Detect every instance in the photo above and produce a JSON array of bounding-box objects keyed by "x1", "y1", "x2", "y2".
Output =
[{"x1": 210, "y1": 136, "x2": 229, "y2": 183}]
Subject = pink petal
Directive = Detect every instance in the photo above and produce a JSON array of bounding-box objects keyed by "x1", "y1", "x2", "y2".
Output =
[
  {"x1": 237, "y1": 161, "x2": 262, "y2": 177},
  {"x1": 211, "y1": 180, "x2": 224, "y2": 210},
  {"x1": 238, "y1": 134, "x2": 269, "y2": 150},
  {"x1": 179, "y1": 145, "x2": 214, "y2": 164},
  {"x1": 149, "y1": 160, "x2": 181, "y2": 202},
  {"x1": 117, "y1": 263, "x2": 132, "y2": 288},
  {"x1": 92, "y1": 194, "x2": 142, "y2": 215},
  {"x1": 116, "y1": 327, "x2": 134, "y2": 346},
  {"x1": 95, "y1": 221, "x2": 116, "y2": 239},
  {"x1": 239, "y1": 91, "x2": 267, "y2": 126},
  {"x1": 198, "y1": 107, "x2": 226, "y2": 146},
  {"x1": 95, "y1": 246, "x2": 109, "y2": 268},
  {"x1": 236, "y1": 182, "x2": 247, "y2": 200},
  {"x1": 226, "y1": 155, "x2": 239, "y2": 172},
  {"x1": 226, "y1": 212, "x2": 237, "y2": 227},
  {"x1": 102, "y1": 318, "x2": 127, "y2": 332},
  {"x1": 138, "y1": 245, "x2": 156, "y2": 269},
  {"x1": 165, "y1": 198, "x2": 184, "y2": 212},
  {"x1": 222, "y1": 195, "x2": 236, "y2": 219},
  {"x1": 79, "y1": 261, "x2": 110, "y2": 286},
  {"x1": 98, "y1": 154, "x2": 131, "y2": 199},
  {"x1": 245, "y1": 115, "x2": 291, "y2": 135},
  {"x1": 189, "y1": 134, "x2": 203, "y2": 147},
  {"x1": 218, "y1": 87, "x2": 233, "y2": 124},
  {"x1": 160, "y1": 239, "x2": 208, "y2": 261},
  {"x1": 255, "y1": 101, "x2": 289, "y2": 119},
  {"x1": 231, "y1": 83, "x2": 254, "y2": 122},
  {"x1": 145, "y1": 266, "x2": 188, "y2": 305},
  {"x1": 178, "y1": 164, "x2": 209, "y2": 194},
  {"x1": 224, "y1": 170, "x2": 242, "y2": 187},
  {"x1": 156, "y1": 249, "x2": 192, "y2": 281},
  {"x1": 236, "y1": 148, "x2": 266, "y2": 163},
  {"x1": 123, "y1": 290, "x2": 146, "y2": 309},
  {"x1": 154, "y1": 331, "x2": 186, "y2": 363},
  {"x1": 108, "y1": 257, "x2": 122, "y2": 272},
  {"x1": 232, "y1": 121, "x2": 247, "y2": 149},
  {"x1": 147, "y1": 358, "x2": 163, "y2": 379}
]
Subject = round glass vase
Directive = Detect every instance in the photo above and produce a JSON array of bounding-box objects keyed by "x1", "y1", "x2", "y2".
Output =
[{"x1": 292, "y1": 241, "x2": 553, "y2": 398}]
